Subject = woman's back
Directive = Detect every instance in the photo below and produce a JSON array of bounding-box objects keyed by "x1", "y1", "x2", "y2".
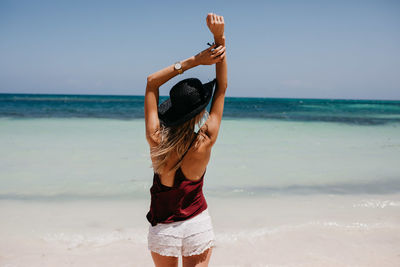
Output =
[{"x1": 157, "y1": 126, "x2": 213, "y2": 187}]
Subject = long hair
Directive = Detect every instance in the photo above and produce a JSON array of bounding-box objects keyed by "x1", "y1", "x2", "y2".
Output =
[{"x1": 151, "y1": 110, "x2": 208, "y2": 174}]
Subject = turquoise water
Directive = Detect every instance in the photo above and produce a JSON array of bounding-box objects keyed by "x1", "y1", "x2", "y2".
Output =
[
  {"x1": 1, "y1": 93, "x2": 400, "y2": 125},
  {"x1": 1, "y1": 93, "x2": 400, "y2": 200}
]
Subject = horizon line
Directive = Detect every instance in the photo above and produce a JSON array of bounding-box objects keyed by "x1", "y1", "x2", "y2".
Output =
[{"x1": 0, "y1": 92, "x2": 399, "y2": 102}]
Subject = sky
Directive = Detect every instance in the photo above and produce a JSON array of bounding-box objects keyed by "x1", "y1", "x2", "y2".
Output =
[{"x1": 0, "y1": 0, "x2": 399, "y2": 100}]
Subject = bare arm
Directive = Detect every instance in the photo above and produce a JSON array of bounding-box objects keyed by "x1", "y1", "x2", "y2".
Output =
[
  {"x1": 145, "y1": 43, "x2": 225, "y2": 147},
  {"x1": 205, "y1": 13, "x2": 228, "y2": 144},
  {"x1": 145, "y1": 56, "x2": 197, "y2": 146}
]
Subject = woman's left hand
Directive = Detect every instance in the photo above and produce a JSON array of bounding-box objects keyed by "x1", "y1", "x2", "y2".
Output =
[{"x1": 194, "y1": 44, "x2": 226, "y2": 65}]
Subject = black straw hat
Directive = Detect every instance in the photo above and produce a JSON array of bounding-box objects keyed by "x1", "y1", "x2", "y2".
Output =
[{"x1": 158, "y1": 78, "x2": 217, "y2": 127}]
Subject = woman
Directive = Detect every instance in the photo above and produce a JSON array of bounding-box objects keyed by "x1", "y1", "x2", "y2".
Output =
[{"x1": 144, "y1": 13, "x2": 227, "y2": 267}]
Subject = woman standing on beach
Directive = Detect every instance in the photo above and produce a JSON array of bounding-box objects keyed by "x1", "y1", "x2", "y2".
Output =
[{"x1": 144, "y1": 13, "x2": 227, "y2": 267}]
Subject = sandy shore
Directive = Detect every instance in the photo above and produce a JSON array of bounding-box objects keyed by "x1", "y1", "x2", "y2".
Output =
[{"x1": 1, "y1": 194, "x2": 399, "y2": 266}]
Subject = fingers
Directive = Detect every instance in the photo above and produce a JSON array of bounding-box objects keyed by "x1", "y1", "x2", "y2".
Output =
[
  {"x1": 212, "y1": 50, "x2": 226, "y2": 63},
  {"x1": 201, "y1": 42, "x2": 226, "y2": 64},
  {"x1": 206, "y1": 13, "x2": 211, "y2": 24},
  {"x1": 218, "y1": 52, "x2": 226, "y2": 62},
  {"x1": 207, "y1": 13, "x2": 224, "y2": 24},
  {"x1": 206, "y1": 44, "x2": 217, "y2": 52},
  {"x1": 211, "y1": 45, "x2": 223, "y2": 53},
  {"x1": 211, "y1": 46, "x2": 226, "y2": 58},
  {"x1": 216, "y1": 14, "x2": 221, "y2": 23},
  {"x1": 206, "y1": 44, "x2": 220, "y2": 54}
]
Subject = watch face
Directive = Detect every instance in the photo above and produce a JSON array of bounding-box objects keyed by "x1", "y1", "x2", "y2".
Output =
[{"x1": 175, "y1": 63, "x2": 181, "y2": 69}]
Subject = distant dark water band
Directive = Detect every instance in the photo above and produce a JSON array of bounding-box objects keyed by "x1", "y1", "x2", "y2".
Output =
[{"x1": 1, "y1": 94, "x2": 400, "y2": 126}]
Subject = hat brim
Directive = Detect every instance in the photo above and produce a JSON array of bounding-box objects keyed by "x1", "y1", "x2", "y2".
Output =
[{"x1": 158, "y1": 79, "x2": 217, "y2": 127}]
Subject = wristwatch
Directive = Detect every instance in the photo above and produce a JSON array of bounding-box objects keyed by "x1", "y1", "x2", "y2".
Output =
[{"x1": 174, "y1": 61, "x2": 183, "y2": 74}]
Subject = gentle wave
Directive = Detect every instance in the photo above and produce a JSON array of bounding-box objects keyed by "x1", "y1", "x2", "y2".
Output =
[
  {"x1": 39, "y1": 220, "x2": 398, "y2": 249},
  {"x1": 41, "y1": 229, "x2": 147, "y2": 249},
  {"x1": 352, "y1": 199, "x2": 400, "y2": 208},
  {"x1": 216, "y1": 221, "x2": 399, "y2": 244}
]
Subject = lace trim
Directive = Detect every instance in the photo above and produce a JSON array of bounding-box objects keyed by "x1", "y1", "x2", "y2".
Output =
[
  {"x1": 182, "y1": 239, "x2": 216, "y2": 257},
  {"x1": 148, "y1": 229, "x2": 216, "y2": 257},
  {"x1": 148, "y1": 231, "x2": 181, "y2": 246},
  {"x1": 148, "y1": 244, "x2": 181, "y2": 257},
  {"x1": 188, "y1": 227, "x2": 214, "y2": 242},
  {"x1": 148, "y1": 228, "x2": 215, "y2": 246},
  {"x1": 148, "y1": 209, "x2": 216, "y2": 257},
  {"x1": 148, "y1": 238, "x2": 216, "y2": 257}
]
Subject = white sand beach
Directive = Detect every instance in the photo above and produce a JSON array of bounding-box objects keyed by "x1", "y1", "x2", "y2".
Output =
[{"x1": 1, "y1": 194, "x2": 400, "y2": 266}]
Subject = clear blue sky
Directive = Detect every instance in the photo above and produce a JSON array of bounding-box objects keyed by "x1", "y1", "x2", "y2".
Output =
[{"x1": 1, "y1": 0, "x2": 399, "y2": 100}]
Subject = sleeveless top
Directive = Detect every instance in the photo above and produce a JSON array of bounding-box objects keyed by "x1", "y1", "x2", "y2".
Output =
[{"x1": 146, "y1": 133, "x2": 208, "y2": 227}]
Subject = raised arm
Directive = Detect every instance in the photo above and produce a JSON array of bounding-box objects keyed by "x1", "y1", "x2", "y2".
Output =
[
  {"x1": 145, "y1": 42, "x2": 225, "y2": 147},
  {"x1": 205, "y1": 13, "x2": 227, "y2": 144},
  {"x1": 145, "y1": 56, "x2": 196, "y2": 147}
]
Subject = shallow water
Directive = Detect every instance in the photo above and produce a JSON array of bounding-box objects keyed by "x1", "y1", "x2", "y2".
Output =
[{"x1": 1, "y1": 118, "x2": 399, "y2": 200}]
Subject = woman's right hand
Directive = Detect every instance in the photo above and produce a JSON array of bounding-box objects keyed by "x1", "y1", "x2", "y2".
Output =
[
  {"x1": 194, "y1": 44, "x2": 226, "y2": 65},
  {"x1": 206, "y1": 13, "x2": 224, "y2": 37}
]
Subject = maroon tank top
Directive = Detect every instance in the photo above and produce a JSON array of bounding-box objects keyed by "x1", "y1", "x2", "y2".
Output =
[{"x1": 146, "y1": 133, "x2": 208, "y2": 227}]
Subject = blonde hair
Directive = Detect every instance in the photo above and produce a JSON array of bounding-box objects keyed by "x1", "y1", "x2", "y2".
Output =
[{"x1": 151, "y1": 110, "x2": 208, "y2": 174}]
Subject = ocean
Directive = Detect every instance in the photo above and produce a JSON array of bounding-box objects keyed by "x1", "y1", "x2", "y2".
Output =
[
  {"x1": 1, "y1": 93, "x2": 400, "y2": 125},
  {"x1": 1, "y1": 93, "x2": 400, "y2": 266}
]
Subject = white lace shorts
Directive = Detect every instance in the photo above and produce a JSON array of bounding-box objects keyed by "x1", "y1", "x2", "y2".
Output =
[{"x1": 147, "y1": 208, "x2": 216, "y2": 257}]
